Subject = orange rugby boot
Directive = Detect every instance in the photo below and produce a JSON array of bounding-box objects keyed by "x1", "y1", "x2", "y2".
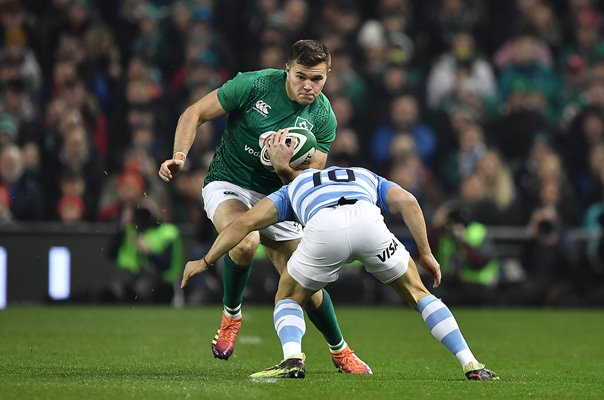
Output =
[
  {"x1": 331, "y1": 345, "x2": 373, "y2": 374},
  {"x1": 211, "y1": 314, "x2": 242, "y2": 360}
]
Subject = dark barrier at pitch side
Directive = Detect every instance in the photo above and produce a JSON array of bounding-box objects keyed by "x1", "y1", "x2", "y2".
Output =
[{"x1": 0, "y1": 222, "x2": 592, "y2": 307}]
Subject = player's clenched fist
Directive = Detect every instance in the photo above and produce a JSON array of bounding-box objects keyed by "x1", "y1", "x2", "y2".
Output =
[{"x1": 158, "y1": 158, "x2": 185, "y2": 182}]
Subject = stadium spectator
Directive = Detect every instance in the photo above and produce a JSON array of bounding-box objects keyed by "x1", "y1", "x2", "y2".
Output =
[
  {"x1": 0, "y1": 78, "x2": 41, "y2": 145},
  {"x1": 20, "y1": 141, "x2": 40, "y2": 182},
  {"x1": 327, "y1": 47, "x2": 368, "y2": 111},
  {"x1": 581, "y1": 192, "x2": 604, "y2": 305},
  {"x1": 561, "y1": 107, "x2": 604, "y2": 202},
  {"x1": 0, "y1": 3, "x2": 43, "y2": 94},
  {"x1": 439, "y1": 120, "x2": 487, "y2": 191},
  {"x1": 496, "y1": 33, "x2": 559, "y2": 116},
  {"x1": 257, "y1": 45, "x2": 285, "y2": 70},
  {"x1": 521, "y1": 195, "x2": 572, "y2": 306},
  {"x1": 80, "y1": 24, "x2": 123, "y2": 113},
  {"x1": 0, "y1": 112, "x2": 17, "y2": 148},
  {"x1": 462, "y1": 171, "x2": 502, "y2": 224},
  {"x1": 489, "y1": 81, "x2": 551, "y2": 173},
  {"x1": 425, "y1": 0, "x2": 487, "y2": 59},
  {"x1": 429, "y1": 200, "x2": 500, "y2": 305},
  {"x1": 585, "y1": 143, "x2": 604, "y2": 204},
  {"x1": 328, "y1": 95, "x2": 367, "y2": 165},
  {"x1": 371, "y1": 94, "x2": 436, "y2": 171},
  {"x1": 56, "y1": 78, "x2": 108, "y2": 158},
  {"x1": 55, "y1": 169, "x2": 94, "y2": 222},
  {"x1": 158, "y1": 1, "x2": 190, "y2": 83},
  {"x1": 557, "y1": 54, "x2": 590, "y2": 126},
  {"x1": 475, "y1": 150, "x2": 522, "y2": 223},
  {"x1": 368, "y1": 62, "x2": 423, "y2": 130},
  {"x1": 104, "y1": 206, "x2": 184, "y2": 305},
  {"x1": 43, "y1": 124, "x2": 104, "y2": 221},
  {"x1": 0, "y1": 144, "x2": 44, "y2": 221},
  {"x1": 386, "y1": 140, "x2": 444, "y2": 215},
  {"x1": 170, "y1": 166, "x2": 206, "y2": 225},
  {"x1": 98, "y1": 168, "x2": 153, "y2": 223},
  {"x1": 327, "y1": 127, "x2": 362, "y2": 168},
  {"x1": 131, "y1": 3, "x2": 165, "y2": 68},
  {"x1": 0, "y1": 183, "x2": 11, "y2": 223},
  {"x1": 426, "y1": 30, "x2": 497, "y2": 110},
  {"x1": 558, "y1": 7, "x2": 604, "y2": 73},
  {"x1": 56, "y1": 192, "x2": 85, "y2": 223},
  {"x1": 511, "y1": 1, "x2": 563, "y2": 52},
  {"x1": 436, "y1": 75, "x2": 499, "y2": 124},
  {"x1": 526, "y1": 151, "x2": 581, "y2": 226}
]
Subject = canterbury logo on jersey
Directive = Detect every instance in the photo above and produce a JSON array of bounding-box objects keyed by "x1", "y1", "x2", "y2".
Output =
[
  {"x1": 254, "y1": 100, "x2": 271, "y2": 116},
  {"x1": 223, "y1": 191, "x2": 239, "y2": 197},
  {"x1": 376, "y1": 239, "x2": 399, "y2": 262}
]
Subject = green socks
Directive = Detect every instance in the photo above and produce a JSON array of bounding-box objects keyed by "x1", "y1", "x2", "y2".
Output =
[
  {"x1": 222, "y1": 254, "x2": 252, "y2": 319},
  {"x1": 305, "y1": 289, "x2": 346, "y2": 352},
  {"x1": 222, "y1": 255, "x2": 344, "y2": 352}
]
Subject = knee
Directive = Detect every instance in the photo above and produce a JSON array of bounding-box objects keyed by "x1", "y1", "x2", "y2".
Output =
[
  {"x1": 305, "y1": 289, "x2": 323, "y2": 309},
  {"x1": 229, "y1": 234, "x2": 259, "y2": 264}
]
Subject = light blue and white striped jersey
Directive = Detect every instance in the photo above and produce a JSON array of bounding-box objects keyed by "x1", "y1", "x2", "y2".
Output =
[{"x1": 267, "y1": 166, "x2": 399, "y2": 225}]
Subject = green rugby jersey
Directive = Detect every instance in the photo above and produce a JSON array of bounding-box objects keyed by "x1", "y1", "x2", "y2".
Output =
[{"x1": 205, "y1": 68, "x2": 337, "y2": 195}]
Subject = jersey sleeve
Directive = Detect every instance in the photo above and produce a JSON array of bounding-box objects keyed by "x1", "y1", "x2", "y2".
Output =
[
  {"x1": 216, "y1": 71, "x2": 256, "y2": 113},
  {"x1": 313, "y1": 100, "x2": 337, "y2": 154},
  {"x1": 266, "y1": 186, "x2": 296, "y2": 222},
  {"x1": 376, "y1": 175, "x2": 400, "y2": 215}
]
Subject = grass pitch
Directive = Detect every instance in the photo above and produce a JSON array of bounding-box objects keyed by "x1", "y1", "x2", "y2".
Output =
[{"x1": 1, "y1": 306, "x2": 603, "y2": 400}]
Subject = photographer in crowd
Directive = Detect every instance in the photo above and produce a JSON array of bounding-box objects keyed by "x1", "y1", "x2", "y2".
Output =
[
  {"x1": 429, "y1": 200, "x2": 500, "y2": 305},
  {"x1": 104, "y1": 206, "x2": 184, "y2": 305}
]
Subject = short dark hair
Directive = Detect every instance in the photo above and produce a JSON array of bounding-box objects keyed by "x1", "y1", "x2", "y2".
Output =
[{"x1": 287, "y1": 40, "x2": 331, "y2": 68}]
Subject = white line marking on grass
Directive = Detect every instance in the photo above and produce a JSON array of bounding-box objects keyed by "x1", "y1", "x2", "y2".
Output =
[
  {"x1": 250, "y1": 378, "x2": 277, "y2": 383},
  {"x1": 239, "y1": 336, "x2": 262, "y2": 344}
]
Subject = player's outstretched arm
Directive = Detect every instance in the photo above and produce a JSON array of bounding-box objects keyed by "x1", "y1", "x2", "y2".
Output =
[
  {"x1": 180, "y1": 198, "x2": 280, "y2": 288},
  {"x1": 159, "y1": 89, "x2": 226, "y2": 182},
  {"x1": 386, "y1": 186, "x2": 441, "y2": 288}
]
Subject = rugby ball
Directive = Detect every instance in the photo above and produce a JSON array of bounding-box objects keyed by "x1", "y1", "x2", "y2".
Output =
[{"x1": 260, "y1": 127, "x2": 317, "y2": 171}]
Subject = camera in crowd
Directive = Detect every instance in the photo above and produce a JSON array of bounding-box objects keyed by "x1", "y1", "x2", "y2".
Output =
[
  {"x1": 443, "y1": 204, "x2": 471, "y2": 230},
  {"x1": 529, "y1": 207, "x2": 561, "y2": 245}
]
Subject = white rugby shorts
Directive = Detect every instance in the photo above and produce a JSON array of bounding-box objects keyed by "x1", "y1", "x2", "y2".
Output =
[
  {"x1": 287, "y1": 201, "x2": 409, "y2": 291},
  {"x1": 202, "y1": 181, "x2": 303, "y2": 241}
]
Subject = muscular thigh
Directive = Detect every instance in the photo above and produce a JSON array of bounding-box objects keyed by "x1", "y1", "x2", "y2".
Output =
[
  {"x1": 212, "y1": 199, "x2": 251, "y2": 231},
  {"x1": 202, "y1": 180, "x2": 299, "y2": 241},
  {"x1": 202, "y1": 181, "x2": 260, "y2": 249},
  {"x1": 261, "y1": 236, "x2": 300, "y2": 274},
  {"x1": 203, "y1": 181, "x2": 255, "y2": 231}
]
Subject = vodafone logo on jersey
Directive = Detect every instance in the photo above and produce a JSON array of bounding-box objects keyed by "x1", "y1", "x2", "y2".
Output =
[{"x1": 254, "y1": 100, "x2": 271, "y2": 116}]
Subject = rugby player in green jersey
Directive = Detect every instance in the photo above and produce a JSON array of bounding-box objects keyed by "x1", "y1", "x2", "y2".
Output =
[{"x1": 159, "y1": 40, "x2": 371, "y2": 374}]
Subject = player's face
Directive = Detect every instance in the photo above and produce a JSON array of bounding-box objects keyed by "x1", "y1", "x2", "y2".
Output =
[{"x1": 285, "y1": 61, "x2": 330, "y2": 105}]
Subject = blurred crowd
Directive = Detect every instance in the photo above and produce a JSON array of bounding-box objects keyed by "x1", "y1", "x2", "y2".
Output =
[{"x1": 2, "y1": 0, "x2": 604, "y2": 304}]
